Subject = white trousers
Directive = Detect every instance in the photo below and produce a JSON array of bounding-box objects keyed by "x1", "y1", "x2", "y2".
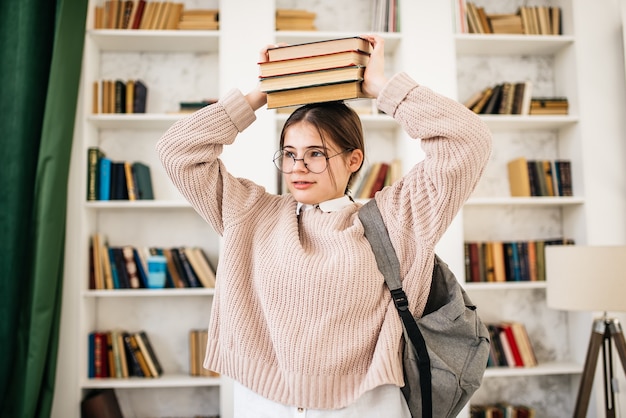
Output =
[{"x1": 233, "y1": 381, "x2": 412, "y2": 418}]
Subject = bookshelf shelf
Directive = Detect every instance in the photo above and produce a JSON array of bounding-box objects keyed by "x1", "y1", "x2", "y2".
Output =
[
  {"x1": 483, "y1": 362, "x2": 582, "y2": 378},
  {"x1": 480, "y1": 115, "x2": 579, "y2": 131},
  {"x1": 455, "y1": 34, "x2": 574, "y2": 56},
  {"x1": 88, "y1": 29, "x2": 220, "y2": 52},
  {"x1": 82, "y1": 375, "x2": 223, "y2": 389},
  {"x1": 87, "y1": 114, "x2": 184, "y2": 130},
  {"x1": 464, "y1": 281, "x2": 546, "y2": 291},
  {"x1": 465, "y1": 196, "x2": 584, "y2": 207},
  {"x1": 85, "y1": 200, "x2": 193, "y2": 209},
  {"x1": 83, "y1": 288, "x2": 215, "y2": 297}
]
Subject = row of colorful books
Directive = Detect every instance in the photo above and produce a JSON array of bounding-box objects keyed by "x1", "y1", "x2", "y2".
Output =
[
  {"x1": 94, "y1": 1, "x2": 218, "y2": 31},
  {"x1": 507, "y1": 157, "x2": 573, "y2": 197},
  {"x1": 88, "y1": 330, "x2": 162, "y2": 378},
  {"x1": 470, "y1": 403, "x2": 536, "y2": 418},
  {"x1": 486, "y1": 322, "x2": 537, "y2": 369},
  {"x1": 93, "y1": 79, "x2": 147, "y2": 114},
  {"x1": 463, "y1": 238, "x2": 574, "y2": 283},
  {"x1": 464, "y1": 2, "x2": 561, "y2": 35},
  {"x1": 90, "y1": 234, "x2": 216, "y2": 290},
  {"x1": 86, "y1": 147, "x2": 153, "y2": 202},
  {"x1": 352, "y1": 159, "x2": 402, "y2": 199},
  {"x1": 260, "y1": 36, "x2": 373, "y2": 109}
]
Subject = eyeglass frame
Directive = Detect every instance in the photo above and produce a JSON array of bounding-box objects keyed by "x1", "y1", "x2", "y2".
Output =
[{"x1": 273, "y1": 147, "x2": 355, "y2": 174}]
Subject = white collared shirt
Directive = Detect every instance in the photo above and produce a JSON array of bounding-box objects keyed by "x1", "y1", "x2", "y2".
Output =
[{"x1": 296, "y1": 195, "x2": 354, "y2": 215}]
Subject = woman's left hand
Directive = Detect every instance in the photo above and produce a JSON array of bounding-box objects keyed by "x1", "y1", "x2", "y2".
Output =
[{"x1": 359, "y1": 34, "x2": 388, "y2": 99}]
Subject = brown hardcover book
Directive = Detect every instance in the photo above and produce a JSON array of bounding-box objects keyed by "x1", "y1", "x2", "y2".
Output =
[
  {"x1": 189, "y1": 330, "x2": 199, "y2": 376},
  {"x1": 470, "y1": 86, "x2": 493, "y2": 114},
  {"x1": 266, "y1": 80, "x2": 370, "y2": 109},
  {"x1": 128, "y1": 333, "x2": 152, "y2": 377},
  {"x1": 268, "y1": 37, "x2": 371, "y2": 62},
  {"x1": 183, "y1": 247, "x2": 216, "y2": 288},
  {"x1": 259, "y1": 50, "x2": 370, "y2": 78},
  {"x1": 135, "y1": 331, "x2": 163, "y2": 377},
  {"x1": 507, "y1": 157, "x2": 531, "y2": 197},
  {"x1": 260, "y1": 65, "x2": 365, "y2": 93},
  {"x1": 162, "y1": 248, "x2": 185, "y2": 288},
  {"x1": 542, "y1": 160, "x2": 555, "y2": 196},
  {"x1": 368, "y1": 162, "x2": 390, "y2": 198},
  {"x1": 123, "y1": 161, "x2": 137, "y2": 201},
  {"x1": 491, "y1": 241, "x2": 507, "y2": 282},
  {"x1": 488, "y1": 13, "x2": 524, "y2": 34}
]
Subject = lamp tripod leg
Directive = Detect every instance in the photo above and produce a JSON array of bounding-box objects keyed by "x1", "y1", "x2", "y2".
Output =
[
  {"x1": 609, "y1": 321, "x2": 626, "y2": 377},
  {"x1": 574, "y1": 320, "x2": 606, "y2": 418}
]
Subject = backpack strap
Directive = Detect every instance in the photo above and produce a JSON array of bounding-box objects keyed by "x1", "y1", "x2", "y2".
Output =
[{"x1": 359, "y1": 199, "x2": 433, "y2": 418}]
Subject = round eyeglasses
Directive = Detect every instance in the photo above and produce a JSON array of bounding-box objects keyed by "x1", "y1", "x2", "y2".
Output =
[{"x1": 273, "y1": 148, "x2": 353, "y2": 174}]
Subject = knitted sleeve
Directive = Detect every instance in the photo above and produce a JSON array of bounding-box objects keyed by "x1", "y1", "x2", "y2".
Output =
[
  {"x1": 373, "y1": 72, "x2": 492, "y2": 312},
  {"x1": 156, "y1": 89, "x2": 264, "y2": 234}
]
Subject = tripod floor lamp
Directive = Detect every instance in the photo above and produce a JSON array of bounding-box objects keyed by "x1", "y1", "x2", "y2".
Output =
[{"x1": 546, "y1": 245, "x2": 626, "y2": 418}]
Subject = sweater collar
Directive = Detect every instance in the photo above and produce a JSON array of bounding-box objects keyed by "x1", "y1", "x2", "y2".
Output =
[{"x1": 296, "y1": 195, "x2": 354, "y2": 215}]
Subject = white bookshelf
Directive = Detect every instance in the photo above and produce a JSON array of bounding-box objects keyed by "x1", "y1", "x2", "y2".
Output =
[{"x1": 55, "y1": 0, "x2": 616, "y2": 416}]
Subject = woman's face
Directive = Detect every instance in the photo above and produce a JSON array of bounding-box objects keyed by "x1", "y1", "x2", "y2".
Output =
[{"x1": 281, "y1": 121, "x2": 362, "y2": 205}]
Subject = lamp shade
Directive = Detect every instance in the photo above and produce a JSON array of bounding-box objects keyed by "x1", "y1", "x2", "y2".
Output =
[{"x1": 545, "y1": 245, "x2": 626, "y2": 312}]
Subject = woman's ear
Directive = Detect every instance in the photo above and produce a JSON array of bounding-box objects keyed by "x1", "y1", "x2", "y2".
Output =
[{"x1": 348, "y1": 149, "x2": 364, "y2": 173}]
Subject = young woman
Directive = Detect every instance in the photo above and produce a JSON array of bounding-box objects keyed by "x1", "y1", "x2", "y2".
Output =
[{"x1": 157, "y1": 34, "x2": 492, "y2": 417}]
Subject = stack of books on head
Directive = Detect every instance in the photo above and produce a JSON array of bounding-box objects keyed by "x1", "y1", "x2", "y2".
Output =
[
  {"x1": 260, "y1": 36, "x2": 373, "y2": 109},
  {"x1": 275, "y1": 8, "x2": 316, "y2": 31}
]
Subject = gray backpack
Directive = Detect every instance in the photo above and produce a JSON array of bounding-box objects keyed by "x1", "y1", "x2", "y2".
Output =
[{"x1": 359, "y1": 199, "x2": 490, "y2": 418}]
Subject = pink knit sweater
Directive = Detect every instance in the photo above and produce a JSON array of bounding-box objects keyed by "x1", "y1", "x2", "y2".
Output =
[{"x1": 156, "y1": 72, "x2": 492, "y2": 409}]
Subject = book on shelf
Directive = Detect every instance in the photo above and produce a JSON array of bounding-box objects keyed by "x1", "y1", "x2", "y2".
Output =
[
  {"x1": 464, "y1": 3, "x2": 562, "y2": 35},
  {"x1": 507, "y1": 157, "x2": 573, "y2": 197},
  {"x1": 94, "y1": 79, "x2": 147, "y2": 114},
  {"x1": 134, "y1": 330, "x2": 164, "y2": 377},
  {"x1": 86, "y1": 147, "x2": 154, "y2": 202},
  {"x1": 529, "y1": 97, "x2": 569, "y2": 115},
  {"x1": 95, "y1": 1, "x2": 208, "y2": 30},
  {"x1": 352, "y1": 159, "x2": 401, "y2": 199},
  {"x1": 189, "y1": 329, "x2": 220, "y2": 377},
  {"x1": 178, "y1": 8, "x2": 219, "y2": 30},
  {"x1": 89, "y1": 329, "x2": 162, "y2": 378},
  {"x1": 259, "y1": 50, "x2": 370, "y2": 78},
  {"x1": 465, "y1": 81, "x2": 533, "y2": 115},
  {"x1": 486, "y1": 322, "x2": 538, "y2": 368},
  {"x1": 370, "y1": 0, "x2": 398, "y2": 32},
  {"x1": 488, "y1": 13, "x2": 523, "y2": 34},
  {"x1": 266, "y1": 81, "x2": 371, "y2": 109},
  {"x1": 463, "y1": 239, "x2": 575, "y2": 283},
  {"x1": 275, "y1": 8, "x2": 316, "y2": 31},
  {"x1": 87, "y1": 147, "x2": 104, "y2": 201},
  {"x1": 471, "y1": 403, "x2": 536, "y2": 418}
]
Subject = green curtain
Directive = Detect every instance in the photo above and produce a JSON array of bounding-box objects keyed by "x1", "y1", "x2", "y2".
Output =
[{"x1": 0, "y1": 0, "x2": 87, "y2": 416}]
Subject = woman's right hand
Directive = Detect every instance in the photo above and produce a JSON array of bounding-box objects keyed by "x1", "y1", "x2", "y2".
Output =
[{"x1": 245, "y1": 43, "x2": 289, "y2": 110}]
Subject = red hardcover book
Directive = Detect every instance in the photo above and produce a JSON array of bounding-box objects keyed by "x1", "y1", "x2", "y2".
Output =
[{"x1": 502, "y1": 323, "x2": 525, "y2": 367}]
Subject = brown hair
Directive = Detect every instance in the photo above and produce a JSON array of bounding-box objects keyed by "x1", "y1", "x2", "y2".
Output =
[{"x1": 279, "y1": 101, "x2": 365, "y2": 195}]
